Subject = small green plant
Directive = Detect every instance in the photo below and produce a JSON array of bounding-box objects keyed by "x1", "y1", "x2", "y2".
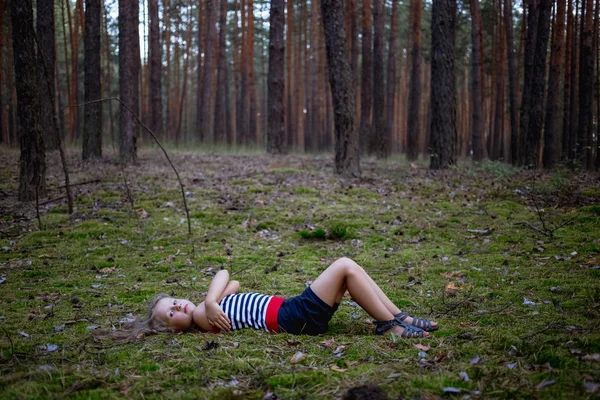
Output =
[
  {"x1": 328, "y1": 222, "x2": 355, "y2": 240},
  {"x1": 477, "y1": 160, "x2": 515, "y2": 179},
  {"x1": 298, "y1": 227, "x2": 327, "y2": 240}
]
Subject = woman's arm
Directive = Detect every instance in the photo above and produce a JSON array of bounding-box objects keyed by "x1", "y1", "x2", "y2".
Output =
[
  {"x1": 218, "y1": 280, "x2": 240, "y2": 302},
  {"x1": 192, "y1": 277, "x2": 240, "y2": 332},
  {"x1": 204, "y1": 270, "x2": 232, "y2": 331}
]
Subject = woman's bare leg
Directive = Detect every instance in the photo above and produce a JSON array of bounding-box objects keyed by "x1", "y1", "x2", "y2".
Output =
[
  {"x1": 362, "y1": 270, "x2": 438, "y2": 329},
  {"x1": 310, "y1": 258, "x2": 393, "y2": 320},
  {"x1": 310, "y1": 258, "x2": 430, "y2": 337}
]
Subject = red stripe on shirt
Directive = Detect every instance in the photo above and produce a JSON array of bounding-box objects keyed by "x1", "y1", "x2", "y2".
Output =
[{"x1": 265, "y1": 296, "x2": 284, "y2": 333}]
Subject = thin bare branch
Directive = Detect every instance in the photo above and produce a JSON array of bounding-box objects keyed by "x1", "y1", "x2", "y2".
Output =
[{"x1": 63, "y1": 98, "x2": 192, "y2": 234}]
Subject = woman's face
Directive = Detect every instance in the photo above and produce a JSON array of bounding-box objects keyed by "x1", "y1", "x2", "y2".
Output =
[{"x1": 154, "y1": 297, "x2": 196, "y2": 331}]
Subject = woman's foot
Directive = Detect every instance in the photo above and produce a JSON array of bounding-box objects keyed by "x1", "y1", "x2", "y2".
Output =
[
  {"x1": 375, "y1": 319, "x2": 428, "y2": 338},
  {"x1": 395, "y1": 312, "x2": 439, "y2": 332},
  {"x1": 388, "y1": 324, "x2": 430, "y2": 338}
]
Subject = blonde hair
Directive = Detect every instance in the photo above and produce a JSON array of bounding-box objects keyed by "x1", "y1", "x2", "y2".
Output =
[{"x1": 93, "y1": 293, "x2": 176, "y2": 342}]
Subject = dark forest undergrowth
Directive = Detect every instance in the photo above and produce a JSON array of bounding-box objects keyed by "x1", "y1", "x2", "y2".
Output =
[{"x1": 1, "y1": 148, "x2": 599, "y2": 399}]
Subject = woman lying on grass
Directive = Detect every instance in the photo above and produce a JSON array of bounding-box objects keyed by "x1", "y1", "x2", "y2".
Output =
[{"x1": 106, "y1": 258, "x2": 438, "y2": 340}]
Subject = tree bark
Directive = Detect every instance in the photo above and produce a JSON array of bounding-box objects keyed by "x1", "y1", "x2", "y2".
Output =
[
  {"x1": 0, "y1": 0, "x2": 4, "y2": 145},
  {"x1": 492, "y1": 4, "x2": 505, "y2": 161},
  {"x1": 321, "y1": 0, "x2": 361, "y2": 177},
  {"x1": 504, "y1": 0, "x2": 519, "y2": 164},
  {"x1": 370, "y1": 0, "x2": 386, "y2": 157},
  {"x1": 407, "y1": 0, "x2": 422, "y2": 160},
  {"x1": 359, "y1": 0, "x2": 373, "y2": 152},
  {"x1": 523, "y1": 0, "x2": 552, "y2": 168},
  {"x1": 429, "y1": 0, "x2": 457, "y2": 169},
  {"x1": 578, "y1": 0, "x2": 595, "y2": 168},
  {"x1": 12, "y1": 0, "x2": 47, "y2": 201},
  {"x1": 83, "y1": 0, "x2": 102, "y2": 159},
  {"x1": 469, "y1": 0, "x2": 485, "y2": 161},
  {"x1": 37, "y1": 0, "x2": 57, "y2": 151},
  {"x1": 119, "y1": 0, "x2": 139, "y2": 163},
  {"x1": 215, "y1": 0, "x2": 231, "y2": 145},
  {"x1": 385, "y1": 0, "x2": 398, "y2": 158},
  {"x1": 247, "y1": 0, "x2": 257, "y2": 144},
  {"x1": 346, "y1": 0, "x2": 359, "y2": 91},
  {"x1": 542, "y1": 0, "x2": 566, "y2": 167},
  {"x1": 562, "y1": 0, "x2": 574, "y2": 161},
  {"x1": 568, "y1": 0, "x2": 580, "y2": 162},
  {"x1": 149, "y1": 0, "x2": 163, "y2": 139},
  {"x1": 285, "y1": 0, "x2": 295, "y2": 149},
  {"x1": 199, "y1": 0, "x2": 218, "y2": 142},
  {"x1": 267, "y1": 0, "x2": 286, "y2": 153}
]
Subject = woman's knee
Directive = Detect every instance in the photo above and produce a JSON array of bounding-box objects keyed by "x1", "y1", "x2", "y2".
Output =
[{"x1": 336, "y1": 257, "x2": 363, "y2": 275}]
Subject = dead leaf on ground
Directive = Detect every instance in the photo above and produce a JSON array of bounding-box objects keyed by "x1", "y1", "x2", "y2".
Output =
[
  {"x1": 99, "y1": 267, "x2": 116, "y2": 274},
  {"x1": 320, "y1": 338, "x2": 335, "y2": 348},
  {"x1": 290, "y1": 351, "x2": 306, "y2": 364},
  {"x1": 444, "y1": 282, "x2": 457, "y2": 296},
  {"x1": 137, "y1": 209, "x2": 149, "y2": 219},
  {"x1": 441, "y1": 270, "x2": 465, "y2": 279},
  {"x1": 413, "y1": 343, "x2": 431, "y2": 352}
]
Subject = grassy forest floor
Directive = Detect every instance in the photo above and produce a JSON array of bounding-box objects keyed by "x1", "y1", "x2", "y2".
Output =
[{"x1": 0, "y1": 148, "x2": 599, "y2": 399}]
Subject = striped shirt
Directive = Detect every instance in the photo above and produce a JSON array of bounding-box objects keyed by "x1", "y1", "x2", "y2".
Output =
[{"x1": 219, "y1": 292, "x2": 282, "y2": 332}]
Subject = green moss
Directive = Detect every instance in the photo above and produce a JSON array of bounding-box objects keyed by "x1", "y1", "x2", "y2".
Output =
[{"x1": 1, "y1": 151, "x2": 598, "y2": 399}]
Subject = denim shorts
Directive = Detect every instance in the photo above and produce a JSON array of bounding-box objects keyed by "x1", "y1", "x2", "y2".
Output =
[{"x1": 277, "y1": 286, "x2": 339, "y2": 335}]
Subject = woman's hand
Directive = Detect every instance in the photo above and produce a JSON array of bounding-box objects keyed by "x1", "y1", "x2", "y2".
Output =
[{"x1": 205, "y1": 301, "x2": 231, "y2": 332}]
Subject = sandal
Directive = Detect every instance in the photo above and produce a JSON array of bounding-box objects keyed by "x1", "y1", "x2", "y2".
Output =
[
  {"x1": 374, "y1": 318, "x2": 426, "y2": 338},
  {"x1": 395, "y1": 312, "x2": 439, "y2": 332}
]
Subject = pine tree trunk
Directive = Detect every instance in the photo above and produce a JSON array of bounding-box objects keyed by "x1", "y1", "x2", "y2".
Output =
[
  {"x1": 247, "y1": 0, "x2": 257, "y2": 144},
  {"x1": 504, "y1": 0, "x2": 519, "y2": 164},
  {"x1": 543, "y1": 0, "x2": 566, "y2": 167},
  {"x1": 103, "y1": 4, "x2": 115, "y2": 146},
  {"x1": 521, "y1": 0, "x2": 552, "y2": 167},
  {"x1": 196, "y1": 1, "x2": 204, "y2": 136},
  {"x1": 321, "y1": 0, "x2": 361, "y2": 176},
  {"x1": 199, "y1": 0, "x2": 218, "y2": 142},
  {"x1": 469, "y1": 0, "x2": 485, "y2": 161},
  {"x1": 83, "y1": 0, "x2": 102, "y2": 159},
  {"x1": 215, "y1": 0, "x2": 230, "y2": 144},
  {"x1": 370, "y1": 0, "x2": 386, "y2": 157},
  {"x1": 267, "y1": 0, "x2": 286, "y2": 153},
  {"x1": 578, "y1": 0, "x2": 595, "y2": 168},
  {"x1": 562, "y1": 0, "x2": 574, "y2": 161},
  {"x1": 233, "y1": 0, "x2": 241, "y2": 144},
  {"x1": 492, "y1": 2, "x2": 505, "y2": 160},
  {"x1": 386, "y1": 0, "x2": 398, "y2": 158},
  {"x1": 69, "y1": 0, "x2": 83, "y2": 142},
  {"x1": 286, "y1": 0, "x2": 295, "y2": 149},
  {"x1": 163, "y1": 0, "x2": 171, "y2": 139},
  {"x1": 119, "y1": 0, "x2": 139, "y2": 163},
  {"x1": 568, "y1": 0, "x2": 580, "y2": 162},
  {"x1": 37, "y1": 0, "x2": 57, "y2": 151},
  {"x1": 594, "y1": 0, "x2": 600, "y2": 169},
  {"x1": 12, "y1": 0, "x2": 47, "y2": 201},
  {"x1": 0, "y1": 0, "x2": 5, "y2": 145},
  {"x1": 176, "y1": 6, "x2": 193, "y2": 141},
  {"x1": 346, "y1": 0, "x2": 359, "y2": 90},
  {"x1": 296, "y1": 0, "x2": 307, "y2": 150},
  {"x1": 407, "y1": 0, "x2": 422, "y2": 160},
  {"x1": 429, "y1": 0, "x2": 457, "y2": 169},
  {"x1": 149, "y1": 0, "x2": 163, "y2": 138},
  {"x1": 359, "y1": 0, "x2": 373, "y2": 152},
  {"x1": 519, "y1": 0, "x2": 538, "y2": 166}
]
